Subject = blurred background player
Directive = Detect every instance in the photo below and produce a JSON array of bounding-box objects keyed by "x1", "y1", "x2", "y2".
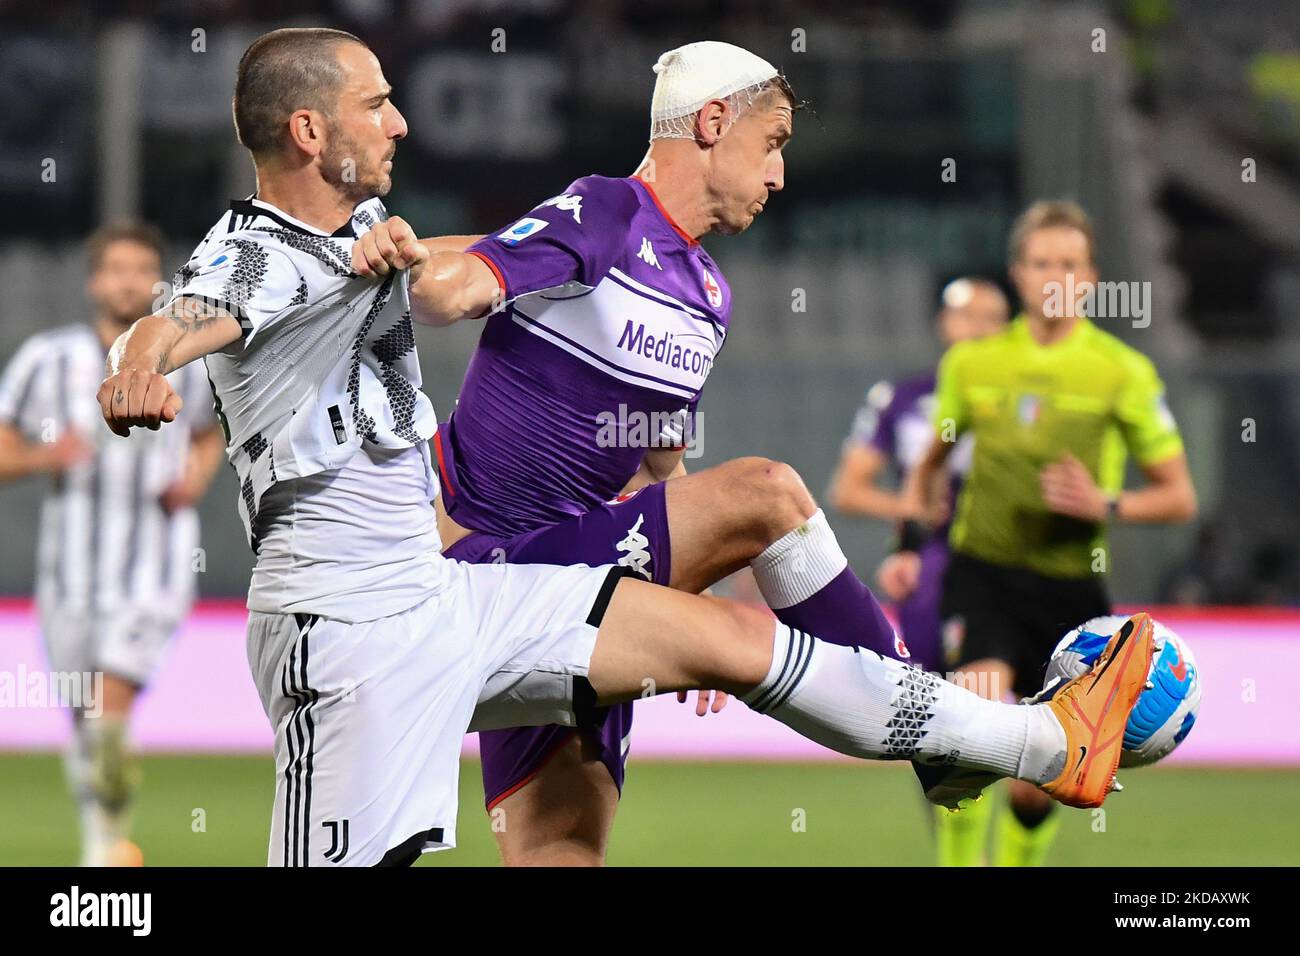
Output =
[
  {"x1": 904, "y1": 200, "x2": 1198, "y2": 866},
  {"x1": 829, "y1": 276, "x2": 1008, "y2": 865},
  {"x1": 0, "y1": 223, "x2": 224, "y2": 866},
  {"x1": 830, "y1": 276, "x2": 1009, "y2": 669}
]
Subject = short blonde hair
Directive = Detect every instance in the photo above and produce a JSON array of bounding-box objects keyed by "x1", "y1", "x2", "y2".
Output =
[{"x1": 1007, "y1": 200, "x2": 1096, "y2": 268}]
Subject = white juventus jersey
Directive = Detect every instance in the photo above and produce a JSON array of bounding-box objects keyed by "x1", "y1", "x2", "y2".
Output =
[
  {"x1": 248, "y1": 442, "x2": 444, "y2": 623},
  {"x1": 168, "y1": 196, "x2": 440, "y2": 549},
  {"x1": 0, "y1": 323, "x2": 213, "y2": 614}
]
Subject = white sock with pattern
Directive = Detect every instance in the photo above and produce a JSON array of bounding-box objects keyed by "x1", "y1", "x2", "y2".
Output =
[{"x1": 741, "y1": 623, "x2": 1066, "y2": 781}]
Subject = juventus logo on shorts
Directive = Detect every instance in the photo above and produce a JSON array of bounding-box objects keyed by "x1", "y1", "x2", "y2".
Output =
[{"x1": 323, "y1": 819, "x2": 350, "y2": 863}]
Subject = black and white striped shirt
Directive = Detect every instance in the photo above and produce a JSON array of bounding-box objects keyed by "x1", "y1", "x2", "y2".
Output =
[
  {"x1": 0, "y1": 323, "x2": 214, "y2": 616},
  {"x1": 168, "y1": 196, "x2": 439, "y2": 549}
]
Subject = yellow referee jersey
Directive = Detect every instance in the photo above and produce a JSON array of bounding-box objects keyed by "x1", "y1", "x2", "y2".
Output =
[{"x1": 933, "y1": 315, "x2": 1183, "y2": 578}]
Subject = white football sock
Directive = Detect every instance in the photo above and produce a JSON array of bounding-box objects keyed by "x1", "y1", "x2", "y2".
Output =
[
  {"x1": 749, "y1": 509, "x2": 846, "y2": 608},
  {"x1": 742, "y1": 623, "x2": 1066, "y2": 783},
  {"x1": 65, "y1": 715, "x2": 138, "y2": 866},
  {"x1": 63, "y1": 723, "x2": 100, "y2": 866}
]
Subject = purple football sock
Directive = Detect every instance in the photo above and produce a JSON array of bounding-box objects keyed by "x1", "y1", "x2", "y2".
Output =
[
  {"x1": 773, "y1": 565, "x2": 899, "y2": 657},
  {"x1": 750, "y1": 509, "x2": 905, "y2": 660}
]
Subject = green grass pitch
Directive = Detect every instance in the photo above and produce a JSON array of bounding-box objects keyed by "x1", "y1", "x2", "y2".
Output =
[{"x1": 2, "y1": 752, "x2": 1297, "y2": 866}]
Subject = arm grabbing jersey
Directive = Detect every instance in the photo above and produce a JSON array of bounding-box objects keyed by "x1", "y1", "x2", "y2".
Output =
[{"x1": 170, "y1": 197, "x2": 438, "y2": 547}]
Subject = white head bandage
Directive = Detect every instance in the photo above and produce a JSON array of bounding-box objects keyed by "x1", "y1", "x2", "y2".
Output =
[{"x1": 649, "y1": 41, "x2": 781, "y2": 141}]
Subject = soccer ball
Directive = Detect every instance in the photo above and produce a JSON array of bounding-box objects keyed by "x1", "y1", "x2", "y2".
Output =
[{"x1": 1041, "y1": 614, "x2": 1201, "y2": 768}]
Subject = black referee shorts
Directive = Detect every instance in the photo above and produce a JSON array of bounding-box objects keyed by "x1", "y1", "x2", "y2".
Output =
[{"x1": 940, "y1": 551, "x2": 1111, "y2": 699}]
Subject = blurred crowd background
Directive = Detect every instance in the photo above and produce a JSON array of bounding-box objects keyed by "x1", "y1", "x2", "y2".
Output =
[{"x1": 1, "y1": 0, "x2": 1297, "y2": 607}]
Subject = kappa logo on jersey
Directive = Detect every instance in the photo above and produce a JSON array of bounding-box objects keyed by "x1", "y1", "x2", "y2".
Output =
[
  {"x1": 539, "y1": 193, "x2": 583, "y2": 224},
  {"x1": 497, "y1": 217, "x2": 549, "y2": 245},
  {"x1": 616, "y1": 513, "x2": 653, "y2": 579},
  {"x1": 702, "y1": 268, "x2": 722, "y2": 308},
  {"x1": 322, "y1": 819, "x2": 350, "y2": 863},
  {"x1": 638, "y1": 237, "x2": 662, "y2": 270}
]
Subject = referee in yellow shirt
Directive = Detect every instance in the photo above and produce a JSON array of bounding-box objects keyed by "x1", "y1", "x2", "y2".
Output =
[{"x1": 907, "y1": 200, "x2": 1197, "y2": 866}]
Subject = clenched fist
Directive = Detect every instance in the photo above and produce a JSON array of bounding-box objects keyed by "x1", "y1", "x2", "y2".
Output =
[
  {"x1": 98, "y1": 369, "x2": 183, "y2": 437},
  {"x1": 351, "y1": 216, "x2": 430, "y2": 283},
  {"x1": 876, "y1": 550, "x2": 922, "y2": 603}
]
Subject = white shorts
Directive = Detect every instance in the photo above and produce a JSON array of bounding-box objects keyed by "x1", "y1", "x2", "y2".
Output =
[
  {"x1": 246, "y1": 559, "x2": 623, "y2": 867},
  {"x1": 40, "y1": 605, "x2": 183, "y2": 690}
]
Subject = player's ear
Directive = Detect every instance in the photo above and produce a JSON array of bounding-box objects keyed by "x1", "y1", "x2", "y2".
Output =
[
  {"x1": 695, "y1": 99, "x2": 728, "y2": 146},
  {"x1": 287, "y1": 108, "x2": 326, "y2": 158}
]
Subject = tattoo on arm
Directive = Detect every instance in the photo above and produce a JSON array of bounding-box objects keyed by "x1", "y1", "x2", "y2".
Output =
[{"x1": 165, "y1": 299, "x2": 227, "y2": 337}]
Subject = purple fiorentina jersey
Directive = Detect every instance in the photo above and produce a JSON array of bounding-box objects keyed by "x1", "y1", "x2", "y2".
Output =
[
  {"x1": 438, "y1": 174, "x2": 730, "y2": 537},
  {"x1": 847, "y1": 370, "x2": 972, "y2": 670},
  {"x1": 846, "y1": 370, "x2": 972, "y2": 536},
  {"x1": 849, "y1": 371, "x2": 973, "y2": 475}
]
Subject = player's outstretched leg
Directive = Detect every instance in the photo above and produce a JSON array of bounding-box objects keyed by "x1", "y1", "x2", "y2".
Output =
[
  {"x1": 472, "y1": 457, "x2": 910, "y2": 866},
  {"x1": 663, "y1": 456, "x2": 901, "y2": 657},
  {"x1": 588, "y1": 582, "x2": 1154, "y2": 809}
]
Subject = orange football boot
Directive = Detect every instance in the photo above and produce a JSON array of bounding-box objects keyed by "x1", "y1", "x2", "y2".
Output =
[{"x1": 1040, "y1": 612, "x2": 1155, "y2": 808}]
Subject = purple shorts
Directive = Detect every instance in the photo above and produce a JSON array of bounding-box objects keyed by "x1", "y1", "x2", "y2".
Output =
[
  {"x1": 895, "y1": 537, "x2": 950, "y2": 674},
  {"x1": 444, "y1": 482, "x2": 672, "y2": 809}
]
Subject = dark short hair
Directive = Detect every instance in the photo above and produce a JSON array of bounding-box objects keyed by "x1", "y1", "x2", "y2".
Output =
[
  {"x1": 86, "y1": 221, "x2": 164, "y2": 271},
  {"x1": 233, "y1": 27, "x2": 367, "y2": 157}
]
